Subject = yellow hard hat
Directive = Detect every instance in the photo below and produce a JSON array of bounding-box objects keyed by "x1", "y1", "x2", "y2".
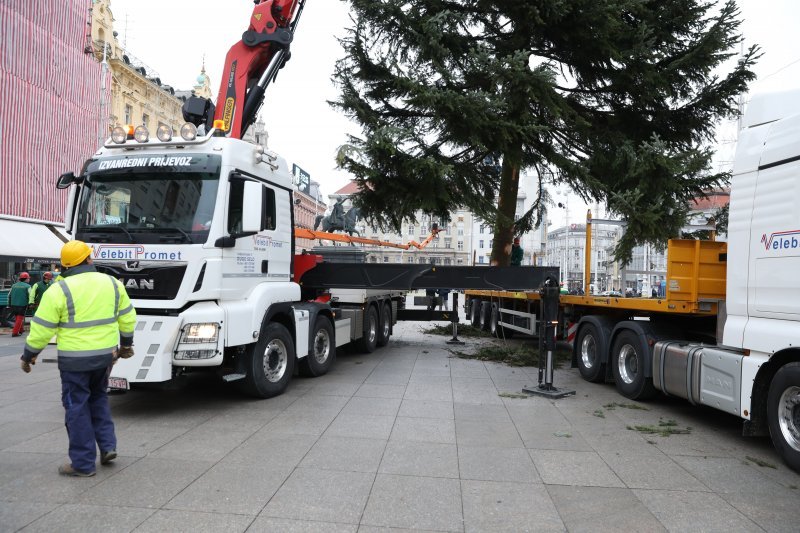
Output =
[{"x1": 61, "y1": 240, "x2": 92, "y2": 268}]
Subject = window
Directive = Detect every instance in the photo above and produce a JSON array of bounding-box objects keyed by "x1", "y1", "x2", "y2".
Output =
[
  {"x1": 479, "y1": 240, "x2": 484, "y2": 249},
  {"x1": 444, "y1": 258, "x2": 451, "y2": 265},
  {"x1": 444, "y1": 238, "x2": 451, "y2": 248},
  {"x1": 489, "y1": 239, "x2": 493, "y2": 248},
  {"x1": 262, "y1": 187, "x2": 276, "y2": 230},
  {"x1": 478, "y1": 256, "x2": 485, "y2": 264},
  {"x1": 408, "y1": 225, "x2": 415, "y2": 236},
  {"x1": 457, "y1": 258, "x2": 463, "y2": 265},
  {"x1": 124, "y1": 104, "x2": 132, "y2": 124},
  {"x1": 142, "y1": 114, "x2": 149, "y2": 128},
  {"x1": 383, "y1": 256, "x2": 389, "y2": 263},
  {"x1": 479, "y1": 225, "x2": 485, "y2": 234},
  {"x1": 457, "y1": 241, "x2": 463, "y2": 250},
  {"x1": 227, "y1": 180, "x2": 244, "y2": 234},
  {"x1": 457, "y1": 227, "x2": 464, "y2": 236}
]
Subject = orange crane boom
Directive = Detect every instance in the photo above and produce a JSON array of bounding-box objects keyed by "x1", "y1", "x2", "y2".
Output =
[{"x1": 295, "y1": 228, "x2": 441, "y2": 250}]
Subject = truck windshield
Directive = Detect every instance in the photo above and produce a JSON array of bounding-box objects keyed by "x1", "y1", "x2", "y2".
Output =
[{"x1": 76, "y1": 172, "x2": 219, "y2": 245}]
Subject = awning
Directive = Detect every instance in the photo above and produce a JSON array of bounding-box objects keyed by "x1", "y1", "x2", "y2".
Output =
[{"x1": 0, "y1": 219, "x2": 69, "y2": 263}]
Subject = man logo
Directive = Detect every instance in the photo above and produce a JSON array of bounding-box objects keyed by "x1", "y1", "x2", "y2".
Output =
[
  {"x1": 126, "y1": 261, "x2": 140, "y2": 271},
  {"x1": 123, "y1": 278, "x2": 154, "y2": 290}
]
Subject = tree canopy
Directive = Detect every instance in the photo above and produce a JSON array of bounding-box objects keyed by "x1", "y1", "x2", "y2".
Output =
[{"x1": 332, "y1": 0, "x2": 758, "y2": 264}]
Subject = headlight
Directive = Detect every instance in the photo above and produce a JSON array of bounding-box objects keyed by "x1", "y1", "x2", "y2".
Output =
[
  {"x1": 134, "y1": 125, "x2": 149, "y2": 143},
  {"x1": 156, "y1": 124, "x2": 172, "y2": 142},
  {"x1": 111, "y1": 126, "x2": 127, "y2": 144},
  {"x1": 180, "y1": 122, "x2": 197, "y2": 141},
  {"x1": 180, "y1": 322, "x2": 219, "y2": 343}
]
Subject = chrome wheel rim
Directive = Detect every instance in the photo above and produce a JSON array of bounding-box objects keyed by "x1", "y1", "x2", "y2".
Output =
[
  {"x1": 313, "y1": 327, "x2": 331, "y2": 364},
  {"x1": 617, "y1": 344, "x2": 637, "y2": 384},
  {"x1": 381, "y1": 307, "x2": 390, "y2": 338},
  {"x1": 490, "y1": 309, "x2": 498, "y2": 333},
  {"x1": 263, "y1": 339, "x2": 288, "y2": 383},
  {"x1": 368, "y1": 312, "x2": 377, "y2": 344},
  {"x1": 581, "y1": 334, "x2": 597, "y2": 370},
  {"x1": 778, "y1": 385, "x2": 800, "y2": 452}
]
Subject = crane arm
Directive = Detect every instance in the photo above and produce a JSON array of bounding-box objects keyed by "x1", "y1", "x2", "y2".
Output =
[{"x1": 182, "y1": 0, "x2": 305, "y2": 139}]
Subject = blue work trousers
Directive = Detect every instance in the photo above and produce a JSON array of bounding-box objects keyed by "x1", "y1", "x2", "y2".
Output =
[{"x1": 60, "y1": 367, "x2": 117, "y2": 473}]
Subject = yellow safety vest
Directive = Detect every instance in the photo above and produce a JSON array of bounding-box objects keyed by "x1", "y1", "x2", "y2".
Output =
[{"x1": 25, "y1": 267, "x2": 136, "y2": 371}]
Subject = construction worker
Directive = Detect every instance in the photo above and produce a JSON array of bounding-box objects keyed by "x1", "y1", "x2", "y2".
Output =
[
  {"x1": 19, "y1": 240, "x2": 137, "y2": 477},
  {"x1": 510, "y1": 237, "x2": 523, "y2": 266},
  {"x1": 9, "y1": 272, "x2": 31, "y2": 336},
  {"x1": 28, "y1": 271, "x2": 54, "y2": 311}
]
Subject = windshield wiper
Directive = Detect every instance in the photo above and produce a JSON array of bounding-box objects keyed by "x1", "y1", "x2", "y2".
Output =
[
  {"x1": 150, "y1": 227, "x2": 194, "y2": 243},
  {"x1": 81, "y1": 225, "x2": 134, "y2": 243}
]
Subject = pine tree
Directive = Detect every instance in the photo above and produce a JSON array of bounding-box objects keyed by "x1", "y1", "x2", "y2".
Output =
[{"x1": 333, "y1": 0, "x2": 757, "y2": 264}]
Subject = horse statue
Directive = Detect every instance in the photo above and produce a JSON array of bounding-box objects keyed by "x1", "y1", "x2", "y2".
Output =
[{"x1": 314, "y1": 198, "x2": 361, "y2": 237}]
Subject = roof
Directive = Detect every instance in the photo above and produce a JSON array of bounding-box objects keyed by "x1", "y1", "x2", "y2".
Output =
[{"x1": 334, "y1": 181, "x2": 360, "y2": 195}]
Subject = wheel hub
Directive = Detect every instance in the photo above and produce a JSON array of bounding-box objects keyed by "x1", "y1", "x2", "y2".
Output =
[
  {"x1": 617, "y1": 344, "x2": 637, "y2": 384},
  {"x1": 264, "y1": 340, "x2": 287, "y2": 383},
  {"x1": 581, "y1": 335, "x2": 596, "y2": 369},
  {"x1": 314, "y1": 329, "x2": 330, "y2": 364},
  {"x1": 778, "y1": 385, "x2": 800, "y2": 452}
]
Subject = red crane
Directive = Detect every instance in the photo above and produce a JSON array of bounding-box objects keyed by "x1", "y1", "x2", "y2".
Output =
[{"x1": 181, "y1": 0, "x2": 305, "y2": 140}]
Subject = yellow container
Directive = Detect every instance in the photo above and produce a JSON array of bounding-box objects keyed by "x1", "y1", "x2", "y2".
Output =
[{"x1": 666, "y1": 239, "x2": 727, "y2": 303}]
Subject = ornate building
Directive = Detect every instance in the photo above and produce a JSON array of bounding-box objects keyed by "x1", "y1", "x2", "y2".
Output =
[
  {"x1": 90, "y1": 0, "x2": 200, "y2": 135},
  {"x1": 90, "y1": 0, "x2": 267, "y2": 144}
]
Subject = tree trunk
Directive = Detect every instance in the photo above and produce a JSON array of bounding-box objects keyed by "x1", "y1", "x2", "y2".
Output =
[{"x1": 490, "y1": 154, "x2": 521, "y2": 266}]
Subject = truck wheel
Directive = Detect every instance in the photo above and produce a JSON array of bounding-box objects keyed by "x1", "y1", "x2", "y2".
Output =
[
  {"x1": 610, "y1": 330, "x2": 656, "y2": 400},
  {"x1": 239, "y1": 322, "x2": 295, "y2": 398},
  {"x1": 767, "y1": 362, "x2": 800, "y2": 471},
  {"x1": 299, "y1": 316, "x2": 335, "y2": 377},
  {"x1": 470, "y1": 299, "x2": 481, "y2": 328},
  {"x1": 358, "y1": 305, "x2": 379, "y2": 353},
  {"x1": 576, "y1": 323, "x2": 605, "y2": 382},
  {"x1": 377, "y1": 302, "x2": 392, "y2": 347}
]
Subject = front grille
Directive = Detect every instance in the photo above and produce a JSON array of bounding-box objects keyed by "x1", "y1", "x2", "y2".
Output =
[{"x1": 95, "y1": 264, "x2": 186, "y2": 300}]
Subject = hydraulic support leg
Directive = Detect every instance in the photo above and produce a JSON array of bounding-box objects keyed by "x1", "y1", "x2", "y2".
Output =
[
  {"x1": 445, "y1": 292, "x2": 465, "y2": 345},
  {"x1": 524, "y1": 278, "x2": 575, "y2": 399}
]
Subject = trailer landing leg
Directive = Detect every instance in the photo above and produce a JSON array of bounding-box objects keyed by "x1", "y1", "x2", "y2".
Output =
[
  {"x1": 445, "y1": 292, "x2": 465, "y2": 345},
  {"x1": 524, "y1": 279, "x2": 575, "y2": 400}
]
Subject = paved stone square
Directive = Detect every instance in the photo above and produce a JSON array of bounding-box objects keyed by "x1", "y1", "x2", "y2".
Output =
[{"x1": 1, "y1": 318, "x2": 799, "y2": 532}]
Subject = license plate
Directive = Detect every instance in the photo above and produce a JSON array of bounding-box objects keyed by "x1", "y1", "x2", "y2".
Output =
[{"x1": 108, "y1": 377, "x2": 129, "y2": 390}]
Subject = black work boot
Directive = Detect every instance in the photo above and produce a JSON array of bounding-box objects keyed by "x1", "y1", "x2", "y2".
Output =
[{"x1": 100, "y1": 450, "x2": 117, "y2": 465}]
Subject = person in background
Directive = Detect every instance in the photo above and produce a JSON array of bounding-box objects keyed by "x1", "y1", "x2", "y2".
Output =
[
  {"x1": 19, "y1": 241, "x2": 137, "y2": 477},
  {"x1": 425, "y1": 288, "x2": 438, "y2": 311},
  {"x1": 437, "y1": 288, "x2": 450, "y2": 310},
  {"x1": 9, "y1": 272, "x2": 31, "y2": 337},
  {"x1": 510, "y1": 237, "x2": 523, "y2": 266},
  {"x1": 29, "y1": 271, "x2": 54, "y2": 312}
]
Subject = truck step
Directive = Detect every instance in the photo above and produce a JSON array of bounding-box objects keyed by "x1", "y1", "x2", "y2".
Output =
[{"x1": 222, "y1": 373, "x2": 246, "y2": 382}]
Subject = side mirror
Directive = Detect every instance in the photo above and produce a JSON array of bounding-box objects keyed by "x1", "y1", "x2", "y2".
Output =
[
  {"x1": 241, "y1": 181, "x2": 262, "y2": 234},
  {"x1": 56, "y1": 172, "x2": 76, "y2": 189}
]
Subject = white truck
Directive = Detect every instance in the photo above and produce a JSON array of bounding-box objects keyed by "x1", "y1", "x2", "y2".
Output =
[
  {"x1": 465, "y1": 90, "x2": 800, "y2": 471},
  {"x1": 56, "y1": 127, "x2": 404, "y2": 398}
]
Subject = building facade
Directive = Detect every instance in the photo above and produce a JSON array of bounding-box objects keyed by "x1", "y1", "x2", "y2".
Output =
[{"x1": 0, "y1": 0, "x2": 106, "y2": 284}]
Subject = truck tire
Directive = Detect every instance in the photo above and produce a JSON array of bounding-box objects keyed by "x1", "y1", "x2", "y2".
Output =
[
  {"x1": 299, "y1": 316, "x2": 335, "y2": 377},
  {"x1": 576, "y1": 323, "x2": 605, "y2": 382},
  {"x1": 377, "y1": 301, "x2": 392, "y2": 347},
  {"x1": 358, "y1": 305, "x2": 379, "y2": 353},
  {"x1": 767, "y1": 362, "x2": 800, "y2": 471},
  {"x1": 610, "y1": 330, "x2": 656, "y2": 400},
  {"x1": 470, "y1": 299, "x2": 481, "y2": 328},
  {"x1": 239, "y1": 322, "x2": 295, "y2": 398}
]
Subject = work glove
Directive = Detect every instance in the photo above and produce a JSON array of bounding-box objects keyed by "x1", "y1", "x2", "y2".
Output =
[
  {"x1": 118, "y1": 346, "x2": 134, "y2": 359},
  {"x1": 20, "y1": 355, "x2": 37, "y2": 373}
]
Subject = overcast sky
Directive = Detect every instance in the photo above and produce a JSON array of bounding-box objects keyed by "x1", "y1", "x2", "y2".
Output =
[{"x1": 109, "y1": 0, "x2": 800, "y2": 226}]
